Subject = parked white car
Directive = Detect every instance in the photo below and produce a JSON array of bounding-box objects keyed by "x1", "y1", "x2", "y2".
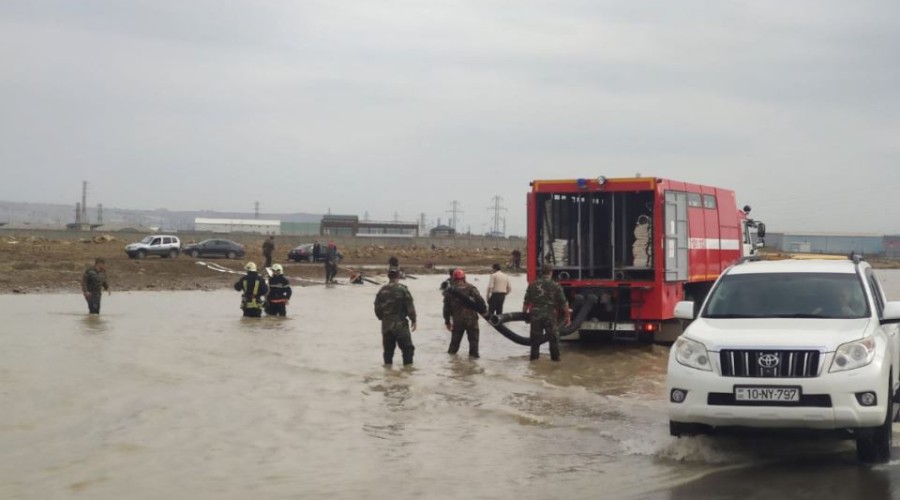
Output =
[
  {"x1": 124, "y1": 235, "x2": 181, "y2": 259},
  {"x1": 667, "y1": 256, "x2": 900, "y2": 463}
]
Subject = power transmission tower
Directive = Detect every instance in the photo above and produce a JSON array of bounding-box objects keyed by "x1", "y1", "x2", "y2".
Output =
[
  {"x1": 446, "y1": 201, "x2": 463, "y2": 230},
  {"x1": 487, "y1": 195, "x2": 507, "y2": 236}
]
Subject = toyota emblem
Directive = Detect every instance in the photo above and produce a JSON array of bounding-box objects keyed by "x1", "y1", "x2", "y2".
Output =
[{"x1": 758, "y1": 353, "x2": 780, "y2": 368}]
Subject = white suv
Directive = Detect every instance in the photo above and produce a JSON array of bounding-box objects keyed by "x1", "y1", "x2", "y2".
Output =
[
  {"x1": 124, "y1": 235, "x2": 181, "y2": 259},
  {"x1": 667, "y1": 257, "x2": 900, "y2": 463}
]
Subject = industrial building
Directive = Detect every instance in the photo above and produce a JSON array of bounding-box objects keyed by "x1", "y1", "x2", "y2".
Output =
[
  {"x1": 320, "y1": 214, "x2": 419, "y2": 237},
  {"x1": 766, "y1": 232, "x2": 885, "y2": 256},
  {"x1": 194, "y1": 218, "x2": 280, "y2": 235}
]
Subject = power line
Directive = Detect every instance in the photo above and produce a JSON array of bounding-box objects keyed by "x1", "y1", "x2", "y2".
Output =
[
  {"x1": 486, "y1": 195, "x2": 507, "y2": 236},
  {"x1": 446, "y1": 200, "x2": 463, "y2": 230}
]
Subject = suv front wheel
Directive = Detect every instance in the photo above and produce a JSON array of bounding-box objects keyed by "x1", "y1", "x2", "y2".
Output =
[
  {"x1": 856, "y1": 378, "x2": 893, "y2": 463},
  {"x1": 168, "y1": 249, "x2": 179, "y2": 258}
]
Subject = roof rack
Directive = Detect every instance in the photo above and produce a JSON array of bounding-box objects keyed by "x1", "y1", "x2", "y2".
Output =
[{"x1": 848, "y1": 252, "x2": 865, "y2": 264}]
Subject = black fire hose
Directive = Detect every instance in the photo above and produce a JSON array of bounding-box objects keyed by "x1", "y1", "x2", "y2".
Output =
[{"x1": 485, "y1": 294, "x2": 598, "y2": 346}]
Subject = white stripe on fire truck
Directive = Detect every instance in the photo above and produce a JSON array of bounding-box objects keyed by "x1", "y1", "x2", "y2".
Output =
[{"x1": 687, "y1": 238, "x2": 740, "y2": 250}]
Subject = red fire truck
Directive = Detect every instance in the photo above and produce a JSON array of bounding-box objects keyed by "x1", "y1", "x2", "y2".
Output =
[{"x1": 521, "y1": 175, "x2": 765, "y2": 343}]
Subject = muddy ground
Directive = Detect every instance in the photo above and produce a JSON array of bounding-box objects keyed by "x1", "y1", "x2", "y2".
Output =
[{"x1": 0, "y1": 235, "x2": 522, "y2": 294}]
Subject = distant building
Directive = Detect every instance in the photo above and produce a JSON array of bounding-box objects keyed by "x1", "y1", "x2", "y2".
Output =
[
  {"x1": 358, "y1": 220, "x2": 418, "y2": 238},
  {"x1": 320, "y1": 214, "x2": 419, "y2": 237},
  {"x1": 430, "y1": 224, "x2": 456, "y2": 237},
  {"x1": 885, "y1": 235, "x2": 900, "y2": 259},
  {"x1": 194, "y1": 218, "x2": 280, "y2": 235},
  {"x1": 320, "y1": 214, "x2": 358, "y2": 236},
  {"x1": 770, "y1": 232, "x2": 884, "y2": 256},
  {"x1": 281, "y1": 221, "x2": 321, "y2": 235}
]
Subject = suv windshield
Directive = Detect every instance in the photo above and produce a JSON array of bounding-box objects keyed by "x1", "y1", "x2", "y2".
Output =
[
  {"x1": 703, "y1": 272, "x2": 869, "y2": 319},
  {"x1": 140, "y1": 236, "x2": 154, "y2": 244}
]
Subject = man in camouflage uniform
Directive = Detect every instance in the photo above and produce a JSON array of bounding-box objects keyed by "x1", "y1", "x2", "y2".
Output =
[
  {"x1": 523, "y1": 264, "x2": 570, "y2": 361},
  {"x1": 374, "y1": 267, "x2": 417, "y2": 365},
  {"x1": 81, "y1": 257, "x2": 110, "y2": 314},
  {"x1": 443, "y1": 269, "x2": 487, "y2": 359}
]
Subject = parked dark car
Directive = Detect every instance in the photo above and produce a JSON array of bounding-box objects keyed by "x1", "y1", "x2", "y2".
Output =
[
  {"x1": 288, "y1": 243, "x2": 322, "y2": 262},
  {"x1": 182, "y1": 239, "x2": 246, "y2": 259}
]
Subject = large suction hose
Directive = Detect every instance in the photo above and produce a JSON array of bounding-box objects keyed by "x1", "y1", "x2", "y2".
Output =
[{"x1": 483, "y1": 293, "x2": 599, "y2": 346}]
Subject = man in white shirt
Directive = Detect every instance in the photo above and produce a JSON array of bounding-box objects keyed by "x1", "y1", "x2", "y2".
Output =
[{"x1": 486, "y1": 263, "x2": 511, "y2": 316}]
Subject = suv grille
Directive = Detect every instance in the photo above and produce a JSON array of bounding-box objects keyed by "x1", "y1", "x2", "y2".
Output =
[{"x1": 719, "y1": 350, "x2": 821, "y2": 378}]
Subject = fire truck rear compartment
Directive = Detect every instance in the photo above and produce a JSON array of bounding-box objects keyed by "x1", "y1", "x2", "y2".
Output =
[{"x1": 536, "y1": 191, "x2": 655, "y2": 281}]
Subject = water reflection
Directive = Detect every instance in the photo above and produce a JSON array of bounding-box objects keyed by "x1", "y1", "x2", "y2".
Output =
[
  {"x1": 79, "y1": 315, "x2": 108, "y2": 335},
  {"x1": 1, "y1": 271, "x2": 900, "y2": 500}
]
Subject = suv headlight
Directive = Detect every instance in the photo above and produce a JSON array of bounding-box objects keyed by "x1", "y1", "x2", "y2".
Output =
[
  {"x1": 830, "y1": 336, "x2": 876, "y2": 373},
  {"x1": 674, "y1": 337, "x2": 712, "y2": 371}
]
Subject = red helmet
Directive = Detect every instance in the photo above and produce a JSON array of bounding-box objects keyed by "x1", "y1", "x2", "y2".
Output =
[{"x1": 452, "y1": 269, "x2": 465, "y2": 280}]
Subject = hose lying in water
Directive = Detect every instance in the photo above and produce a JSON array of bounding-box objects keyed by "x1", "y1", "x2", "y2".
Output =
[{"x1": 485, "y1": 294, "x2": 598, "y2": 346}]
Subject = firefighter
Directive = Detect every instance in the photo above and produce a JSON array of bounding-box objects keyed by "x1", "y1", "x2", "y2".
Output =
[
  {"x1": 443, "y1": 269, "x2": 487, "y2": 358},
  {"x1": 374, "y1": 267, "x2": 417, "y2": 366},
  {"x1": 523, "y1": 264, "x2": 570, "y2": 361},
  {"x1": 234, "y1": 262, "x2": 268, "y2": 317},
  {"x1": 81, "y1": 257, "x2": 110, "y2": 314},
  {"x1": 265, "y1": 263, "x2": 292, "y2": 316}
]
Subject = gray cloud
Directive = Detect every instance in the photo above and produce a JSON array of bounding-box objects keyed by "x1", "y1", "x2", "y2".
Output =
[{"x1": 1, "y1": 0, "x2": 898, "y2": 235}]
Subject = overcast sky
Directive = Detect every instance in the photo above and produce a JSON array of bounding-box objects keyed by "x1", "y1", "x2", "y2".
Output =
[{"x1": 1, "y1": 1, "x2": 898, "y2": 236}]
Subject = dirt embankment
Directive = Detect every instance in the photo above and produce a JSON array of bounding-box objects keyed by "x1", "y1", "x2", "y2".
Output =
[{"x1": 0, "y1": 235, "x2": 523, "y2": 294}]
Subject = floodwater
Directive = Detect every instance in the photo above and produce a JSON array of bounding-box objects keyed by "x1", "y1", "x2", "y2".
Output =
[{"x1": 3, "y1": 271, "x2": 900, "y2": 500}]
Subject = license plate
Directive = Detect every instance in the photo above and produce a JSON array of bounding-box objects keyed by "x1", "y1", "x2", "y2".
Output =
[{"x1": 734, "y1": 386, "x2": 801, "y2": 402}]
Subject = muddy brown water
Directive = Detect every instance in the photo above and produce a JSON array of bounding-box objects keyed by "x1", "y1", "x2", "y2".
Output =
[{"x1": 3, "y1": 271, "x2": 900, "y2": 499}]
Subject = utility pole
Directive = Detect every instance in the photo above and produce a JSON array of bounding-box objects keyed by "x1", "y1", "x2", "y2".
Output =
[
  {"x1": 486, "y1": 195, "x2": 506, "y2": 236},
  {"x1": 81, "y1": 181, "x2": 88, "y2": 224},
  {"x1": 446, "y1": 201, "x2": 463, "y2": 230},
  {"x1": 419, "y1": 212, "x2": 426, "y2": 234}
]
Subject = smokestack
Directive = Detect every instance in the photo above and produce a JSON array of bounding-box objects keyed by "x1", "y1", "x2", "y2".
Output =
[{"x1": 82, "y1": 181, "x2": 88, "y2": 224}]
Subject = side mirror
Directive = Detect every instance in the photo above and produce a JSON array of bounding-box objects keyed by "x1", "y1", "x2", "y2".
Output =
[
  {"x1": 674, "y1": 301, "x2": 695, "y2": 320},
  {"x1": 757, "y1": 222, "x2": 766, "y2": 238},
  {"x1": 882, "y1": 301, "x2": 900, "y2": 324}
]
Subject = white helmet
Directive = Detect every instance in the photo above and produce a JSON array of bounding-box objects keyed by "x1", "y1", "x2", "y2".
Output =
[
  {"x1": 271, "y1": 263, "x2": 283, "y2": 274},
  {"x1": 244, "y1": 262, "x2": 257, "y2": 272}
]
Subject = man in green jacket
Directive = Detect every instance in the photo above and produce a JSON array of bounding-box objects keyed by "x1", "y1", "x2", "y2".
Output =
[
  {"x1": 374, "y1": 267, "x2": 417, "y2": 366},
  {"x1": 81, "y1": 257, "x2": 110, "y2": 314},
  {"x1": 523, "y1": 264, "x2": 570, "y2": 361}
]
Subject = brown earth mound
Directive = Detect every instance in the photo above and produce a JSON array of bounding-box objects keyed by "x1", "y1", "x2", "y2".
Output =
[{"x1": 0, "y1": 235, "x2": 523, "y2": 294}]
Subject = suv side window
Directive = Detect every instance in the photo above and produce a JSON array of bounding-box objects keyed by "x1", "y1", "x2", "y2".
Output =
[
  {"x1": 151, "y1": 238, "x2": 161, "y2": 246},
  {"x1": 865, "y1": 269, "x2": 886, "y2": 318}
]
